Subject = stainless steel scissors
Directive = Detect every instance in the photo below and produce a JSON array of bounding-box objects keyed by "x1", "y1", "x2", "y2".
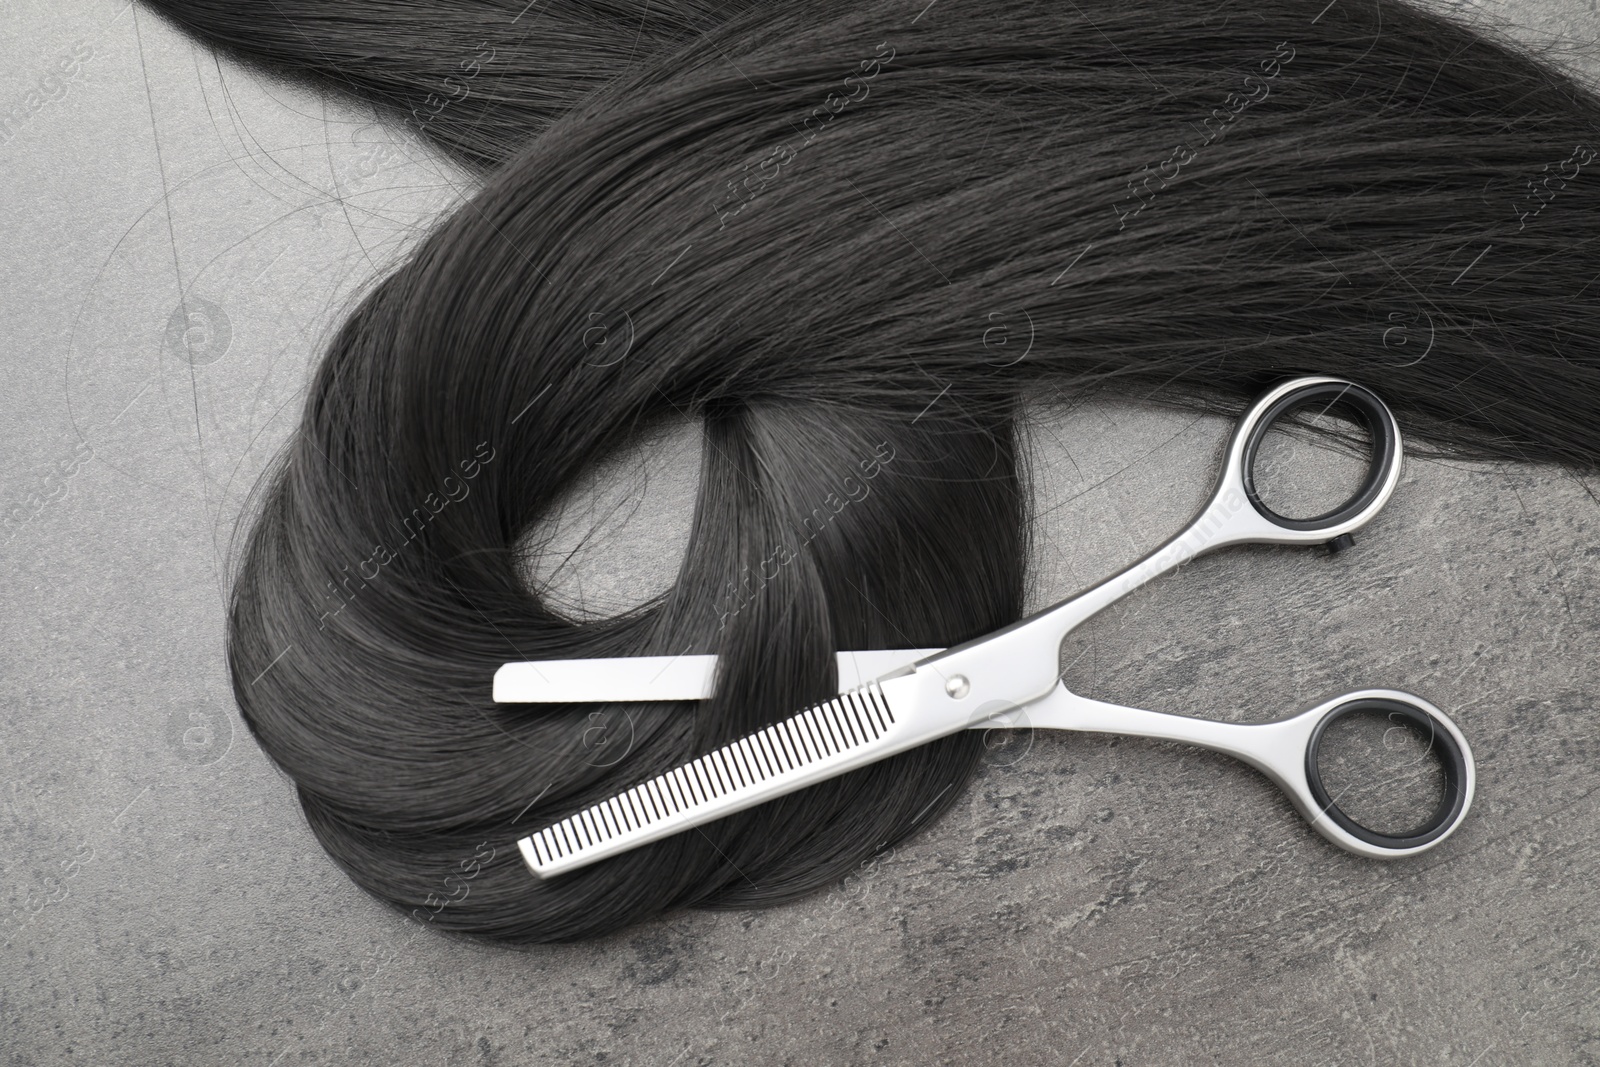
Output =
[{"x1": 496, "y1": 376, "x2": 1476, "y2": 877}]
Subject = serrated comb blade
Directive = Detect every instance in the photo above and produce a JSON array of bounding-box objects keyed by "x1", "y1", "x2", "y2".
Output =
[{"x1": 519, "y1": 679, "x2": 913, "y2": 878}]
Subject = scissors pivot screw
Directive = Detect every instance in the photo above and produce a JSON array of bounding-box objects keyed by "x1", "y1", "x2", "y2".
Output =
[{"x1": 944, "y1": 675, "x2": 971, "y2": 699}]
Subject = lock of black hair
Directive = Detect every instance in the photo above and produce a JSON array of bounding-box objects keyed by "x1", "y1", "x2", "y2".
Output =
[
  {"x1": 141, "y1": 0, "x2": 760, "y2": 170},
  {"x1": 219, "y1": 0, "x2": 1600, "y2": 942}
]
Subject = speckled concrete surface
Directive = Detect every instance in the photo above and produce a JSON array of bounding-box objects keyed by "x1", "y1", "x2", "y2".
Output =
[{"x1": 2, "y1": 1, "x2": 1598, "y2": 1064}]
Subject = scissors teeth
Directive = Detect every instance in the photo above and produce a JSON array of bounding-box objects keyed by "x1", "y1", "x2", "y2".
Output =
[{"x1": 496, "y1": 376, "x2": 1476, "y2": 877}]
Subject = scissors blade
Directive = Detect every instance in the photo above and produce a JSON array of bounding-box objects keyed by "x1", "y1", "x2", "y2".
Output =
[
  {"x1": 494, "y1": 649, "x2": 941, "y2": 703},
  {"x1": 517, "y1": 668, "x2": 982, "y2": 878}
]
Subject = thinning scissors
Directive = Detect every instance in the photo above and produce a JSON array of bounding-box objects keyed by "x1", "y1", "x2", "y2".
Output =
[{"x1": 496, "y1": 377, "x2": 1476, "y2": 877}]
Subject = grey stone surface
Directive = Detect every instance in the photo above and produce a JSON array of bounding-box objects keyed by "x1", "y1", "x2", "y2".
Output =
[{"x1": 2, "y1": 0, "x2": 1598, "y2": 1064}]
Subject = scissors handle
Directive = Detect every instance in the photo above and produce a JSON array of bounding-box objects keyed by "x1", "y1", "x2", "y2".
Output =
[
  {"x1": 1235, "y1": 377, "x2": 1403, "y2": 536},
  {"x1": 990, "y1": 686, "x2": 1474, "y2": 858}
]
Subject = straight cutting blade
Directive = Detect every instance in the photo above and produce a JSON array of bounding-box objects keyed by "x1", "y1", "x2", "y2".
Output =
[{"x1": 494, "y1": 649, "x2": 938, "y2": 703}]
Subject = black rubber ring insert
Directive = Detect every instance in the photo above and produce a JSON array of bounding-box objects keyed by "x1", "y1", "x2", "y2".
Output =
[
  {"x1": 1239, "y1": 381, "x2": 1399, "y2": 532},
  {"x1": 1304, "y1": 698, "x2": 1469, "y2": 850}
]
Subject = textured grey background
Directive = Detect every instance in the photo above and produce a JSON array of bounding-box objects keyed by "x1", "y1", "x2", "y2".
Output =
[{"x1": 2, "y1": 0, "x2": 1599, "y2": 1064}]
